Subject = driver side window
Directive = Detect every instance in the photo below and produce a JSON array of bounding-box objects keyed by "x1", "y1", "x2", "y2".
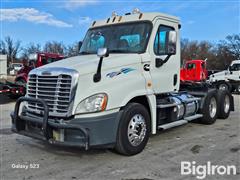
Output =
[{"x1": 154, "y1": 25, "x2": 174, "y2": 55}]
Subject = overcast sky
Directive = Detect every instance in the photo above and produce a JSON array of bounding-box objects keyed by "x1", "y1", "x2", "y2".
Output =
[{"x1": 1, "y1": 0, "x2": 239, "y2": 46}]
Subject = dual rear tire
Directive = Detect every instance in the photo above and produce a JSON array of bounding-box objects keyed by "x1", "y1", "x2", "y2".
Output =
[
  {"x1": 115, "y1": 90, "x2": 231, "y2": 155},
  {"x1": 198, "y1": 89, "x2": 231, "y2": 124}
]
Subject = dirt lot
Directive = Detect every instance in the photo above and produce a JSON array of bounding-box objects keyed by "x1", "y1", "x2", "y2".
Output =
[{"x1": 0, "y1": 95, "x2": 239, "y2": 180}]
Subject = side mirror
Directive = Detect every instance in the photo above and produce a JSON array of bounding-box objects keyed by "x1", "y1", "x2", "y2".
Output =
[
  {"x1": 166, "y1": 31, "x2": 177, "y2": 55},
  {"x1": 93, "y1": 48, "x2": 109, "y2": 83},
  {"x1": 97, "y1": 48, "x2": 109, "y2": 58}
]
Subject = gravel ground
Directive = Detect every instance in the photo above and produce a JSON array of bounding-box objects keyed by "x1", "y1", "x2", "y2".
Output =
[{"x1": 0, "y1": 95, "x2": 239, "y2": 180}]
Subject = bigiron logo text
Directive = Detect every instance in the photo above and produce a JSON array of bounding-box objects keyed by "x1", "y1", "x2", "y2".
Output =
[{"x1": 181, "y1": 161, "x2": 237, "y2": 179}]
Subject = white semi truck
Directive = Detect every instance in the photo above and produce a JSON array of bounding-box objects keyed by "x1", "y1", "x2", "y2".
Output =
[
  {"x1": 12, "y1": 10, "x2": 234, "y2": 155},
  {"x1": 209, "y1": 60, "x2": 240, "y2": 93}
]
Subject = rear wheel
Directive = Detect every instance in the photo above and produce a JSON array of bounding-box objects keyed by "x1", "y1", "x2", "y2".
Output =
[
  {"x1": 235, "y1": 84, "x2": 240, "y2": 93},
  {"x1": 199, "y1": 91, "x2": 218, "y2": 124},
  {"x1": 217, "y1": 90, "x2": 231, "y2": 119},
  {"x1": 115, "y1": 103, "x2": 150, "y2": 156},
  {"x1": 218, "y1": 82, "x2": 231, "y2": 92}
]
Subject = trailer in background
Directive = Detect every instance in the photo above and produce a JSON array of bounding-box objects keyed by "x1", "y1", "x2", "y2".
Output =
[{"x1": 0, "y1": 55, "x2": 7, "y2": 79}]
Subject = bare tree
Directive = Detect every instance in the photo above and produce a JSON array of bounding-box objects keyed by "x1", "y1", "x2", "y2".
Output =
[
  {"x1": 181, "y1": 39, "x2": 213, "y2": 64},
  {"x1": 224, "y1": 34, "x2": 240, "y2": 59},
  {"x1": 66, "y1": 42, "x2": 79, "y2": 57},
  {"x1": 1, "y1": 36, "x2": 21, "y2": 65},
  {"x1": 22, "y1": 43, "x2": 42, "y2": 58},
  {"x1": 0, "y1": 40, "x2": 7, "y2": 54},
  {"x1": 43, "y1": 41, "x2": 66, "y2": 55}
]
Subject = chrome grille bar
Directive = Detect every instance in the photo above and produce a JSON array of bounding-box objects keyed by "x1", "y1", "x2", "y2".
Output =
[{"x1": 26, "y1": 68, "x2": 79, "y2": 117}]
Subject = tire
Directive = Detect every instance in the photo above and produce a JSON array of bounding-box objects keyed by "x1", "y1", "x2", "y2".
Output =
[
  {"x1": 198, "y1": 91, "x2": 218, "y2": 124},
  {"x1": 8, "y1": 79, "x2": 26, "y2": 99},
  {"x1": 217, "y1": 90, "x2": 231, "y2": 119},
  {"x1": 115, "y1": 103, "x2": 150, "y2": 156},
  {"x1": 235, "y1": 84, "x2": 240, "y2": 93},
  {"x1": 218, "y1": 82, "x2": 231, "y2": 92}
]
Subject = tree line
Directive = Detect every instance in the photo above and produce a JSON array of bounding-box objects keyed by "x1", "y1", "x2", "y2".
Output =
[
  {"x1": 181, "y1": 34, "x2": 240, "y2": 70},
  {"x1": 0, "y1": 34, "x2": 239, "y2": 70}
]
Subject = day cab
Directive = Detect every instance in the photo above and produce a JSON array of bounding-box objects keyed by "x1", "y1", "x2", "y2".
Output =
[{"x1": 11, "y1": 10, "x2": 234, "y2": 155}]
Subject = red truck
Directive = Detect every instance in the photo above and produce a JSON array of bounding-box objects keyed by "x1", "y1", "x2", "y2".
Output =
[
  {"x1": 180, "y1": 60, "x2": 208, "y2": 82},
  {"x1": 15, "y1": 52, "x2": 65, "y2": 86},
  {"x1": 180, "y1": 59, "x2": 240, "y2": 93},
  {"x1": 0, "y1": 52, "x2": 64, "y2": 98}
]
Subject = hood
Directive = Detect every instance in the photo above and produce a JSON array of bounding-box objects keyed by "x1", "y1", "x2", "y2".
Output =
[
  {"x1": 38, "y1": 54, "x2": 142, "y2": 75},
  {"x1": 211, "y1": 70, "x2": 227, "y2": 77}
]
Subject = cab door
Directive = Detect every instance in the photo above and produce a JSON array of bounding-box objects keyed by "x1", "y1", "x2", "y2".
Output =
[{"x1": 149, "y1": 19, "x2": 180, "y2": 94}]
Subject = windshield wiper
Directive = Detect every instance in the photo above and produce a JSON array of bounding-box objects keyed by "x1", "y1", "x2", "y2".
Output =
[
  {"x1": 109, "y1": 49, "x2": 130, "y2": 53},
  {"x1": 109, "y1": 49, "x2": 140, "y2": 54},
  {"x1": 79, "y1": 51, "x2": 93, "y2": 55}
]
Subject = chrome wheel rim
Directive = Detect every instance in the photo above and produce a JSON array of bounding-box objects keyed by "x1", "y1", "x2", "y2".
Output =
[
  {"x1": 224, "y1": 95, "x2": 230, "y2": 113},
  {"x1": 209, "y1": 97, "x2": 217, "y2": 118},
  {"x1": 127, "y1": 114, "x2": 146, "y2": 146}
]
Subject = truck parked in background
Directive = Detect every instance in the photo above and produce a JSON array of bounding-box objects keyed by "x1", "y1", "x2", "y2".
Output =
[
  {"x1": 209, "y1": 60, "x2": 240, "y2": 92},
  {"x1": 181, "y1": 59, "x2": 240, "y2": 93},
  {"x1": 12, "y1": 9, "x2": 234, "y2": 156},
  {"x1": 15, "y1": 52, "x2": 65, "y2": 87},
  {"x1": 180, "y1": 59, "x2": 208, "y2": 82},
  {"x1": 0, "y1": 52, "x2": 64, "y2": 97},
  {"x1": 0, "y1": 55, "x2": 7, "y2": 79},
  {"x1": 9, "y1": 63, "x2": 23, "y2": 75}
]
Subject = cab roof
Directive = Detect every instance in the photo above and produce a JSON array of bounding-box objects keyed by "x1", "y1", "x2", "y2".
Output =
[{"x1": 91, "y1": 12, "x2": 180, "y2": 28}]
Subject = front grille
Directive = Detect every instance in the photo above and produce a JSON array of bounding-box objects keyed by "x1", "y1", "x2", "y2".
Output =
[{"x1": 27, "y1": 74, "x2": 72, "y2": 117}]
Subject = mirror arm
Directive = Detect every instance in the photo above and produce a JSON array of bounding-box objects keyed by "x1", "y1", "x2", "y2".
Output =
[
  {"x1": 93, "y1": 57, "x2": 104, "y2": 82},
  {"x1": 156, "y1": 54, "x2": 172, "y2": 68}
]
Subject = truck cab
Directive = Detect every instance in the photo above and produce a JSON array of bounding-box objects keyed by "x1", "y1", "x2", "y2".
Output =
[
  {"x1": 15, "y1": 52, "x2": 64, "y2": 86},
  {"x1": 209, "y1": 60, "x2": 240, "y2": 92},
  {"x1": 180, "y1": 60, "x2": 207, "y2": 82},
  {"x1": 11, "y1": 10, "x2": 234, "y2": 155}
]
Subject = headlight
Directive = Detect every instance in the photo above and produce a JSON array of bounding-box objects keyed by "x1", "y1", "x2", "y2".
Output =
[{"x1": 75, "y1": 93, "x2": 108, "y2": 114}]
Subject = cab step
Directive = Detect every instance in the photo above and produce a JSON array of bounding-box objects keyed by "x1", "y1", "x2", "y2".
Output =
[
  {"x1": 158, "y1": 120, "x2": 188, "y2": 130},
  {"x1": 184, "y1": 114, "x2": 203, "y2": 121}
]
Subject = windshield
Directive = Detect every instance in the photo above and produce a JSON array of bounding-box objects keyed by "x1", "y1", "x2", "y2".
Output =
[
  {"x1": 80, "y1": 22, "x2": 152, "y2": 54},
  {"x1": 229, "y1": 63, "x2": 240, "y2": 71}
]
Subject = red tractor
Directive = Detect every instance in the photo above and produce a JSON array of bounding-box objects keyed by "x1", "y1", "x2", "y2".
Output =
[
  {"x1": 180, "y1": 60, "x2": 208, "y2": 82},
  {"x1": 15, "y1": 52, "x2": 64, "y2": 86},
  {"x1": 0, "y1": 52, "x2": 64, "y2": 98}
]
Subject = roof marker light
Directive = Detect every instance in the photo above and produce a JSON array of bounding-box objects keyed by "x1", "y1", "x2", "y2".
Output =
[
  {"x1": 112, "y1": 11, "x2": 118, "y2": 17},
  {"x1": 132, "y1": 8, "x2": 141, "y2": 14}
]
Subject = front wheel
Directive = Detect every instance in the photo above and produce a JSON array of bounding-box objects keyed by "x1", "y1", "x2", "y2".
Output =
[{"x1": 115, "y1": 103, "x2": 150, "y2": 156}]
